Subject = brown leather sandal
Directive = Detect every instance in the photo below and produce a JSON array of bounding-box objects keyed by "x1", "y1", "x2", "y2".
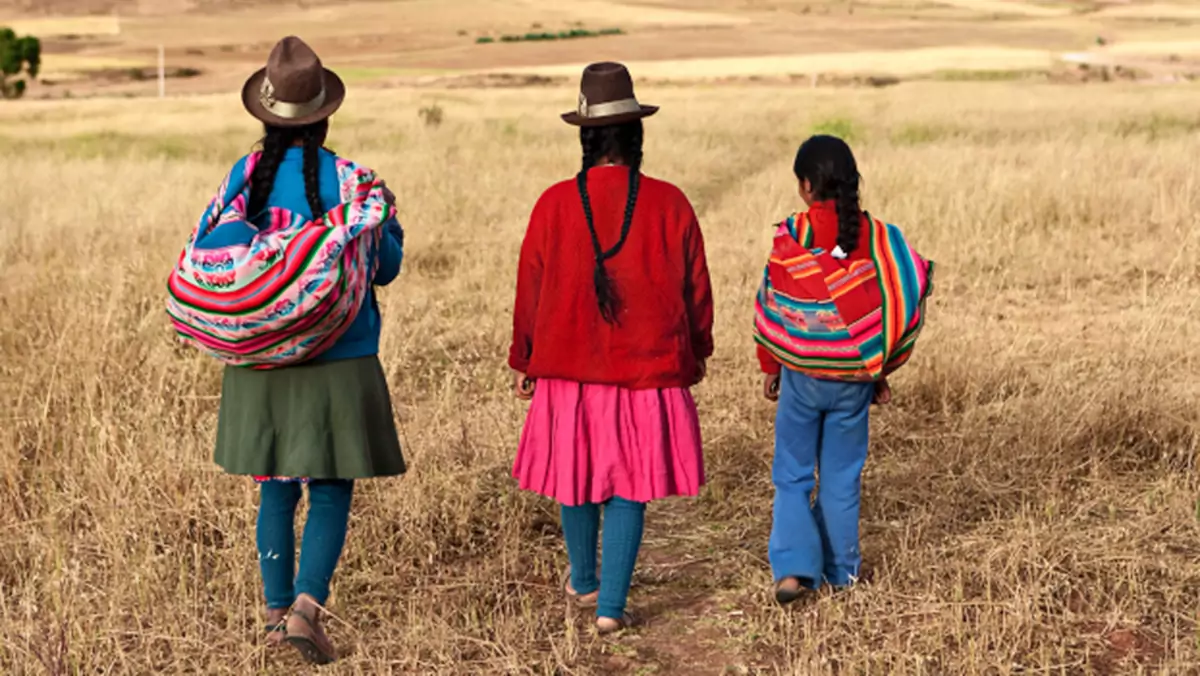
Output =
[
  {"x1": 285, "y1": 605, "x2": 337, "y2": 665},
  {"x1": 265, "y1": 613, "x2": 288, "y2": 647}
]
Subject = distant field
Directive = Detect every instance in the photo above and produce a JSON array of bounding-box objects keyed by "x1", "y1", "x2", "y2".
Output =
[
  {"x1": 3, "y1": 14, "x2": 119, "y2": 37},
  {"x1": 1097, "y1": 2, "x2": 1200, "y2": 19},
  {"x1": 928, "y1": 0, "x2": 1072, "y2": 17},
  {"x1": 496, "y1": 46, "x2": 1058, "y2": 79},
  {"x1": 2, "y1": 0, "x2": 1198, "y2": 99}
]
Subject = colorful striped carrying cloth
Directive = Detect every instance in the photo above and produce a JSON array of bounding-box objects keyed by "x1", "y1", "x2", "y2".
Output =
[
  {"x1": 754, "y1": 211, "x2": 934, "y2": 382},
  {"x1": 166, "y1": 153, "x2": 392, "y2": 368}
]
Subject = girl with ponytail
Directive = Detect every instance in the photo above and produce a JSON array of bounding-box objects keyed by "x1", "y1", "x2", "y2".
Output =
[
  {"x1": 509, "y1": 63, "x2": 714, "y2": 634},
  {"x1": 755, "y1": 135, "x2": 934, "y2": 605}
]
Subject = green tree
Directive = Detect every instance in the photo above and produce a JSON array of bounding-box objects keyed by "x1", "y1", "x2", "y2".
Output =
[{"x1": 0, "y1": 28, "x2": 41, "y2": 100}]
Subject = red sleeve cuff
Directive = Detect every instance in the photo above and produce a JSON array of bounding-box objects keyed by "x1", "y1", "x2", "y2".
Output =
[
  {"x1": 508, "y1": 350, "x2": 530, "y2": 374},
  {"x1": 757, "y1": 345, "x2": 782, "y2": 375}
]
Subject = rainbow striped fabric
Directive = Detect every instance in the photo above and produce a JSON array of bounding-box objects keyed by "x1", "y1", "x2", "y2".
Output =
[
  {"x1": 754, "y1": 211, "x2": 934, "y2": 382},
  {"x1": 166, "y1": 153, "x2": 392, "y2": 368}
]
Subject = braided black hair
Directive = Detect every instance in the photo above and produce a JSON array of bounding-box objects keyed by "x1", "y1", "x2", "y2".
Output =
[
  {"x1": 793, "y1": 135, "x2": 862, "y2": 255},
  {"x1": 246, "y1": 120, "x2": 329, "y2": 222},
  {"x1": 577, "y1": 120, "x2": 644, "y2": 323}
]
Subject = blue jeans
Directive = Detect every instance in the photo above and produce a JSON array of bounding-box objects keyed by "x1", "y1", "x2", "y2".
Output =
[
  {"x1": 257, "y1": 480, "x2": 354, "y2": 609},
  {"x1": 769, "y1": 369, "x2": 873, "y2": 588}
]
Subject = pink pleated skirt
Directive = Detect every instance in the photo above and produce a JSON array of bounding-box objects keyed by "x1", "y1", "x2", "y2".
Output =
[{"x1": 513, "y1": 379, "x2": 705, "y2": 507}]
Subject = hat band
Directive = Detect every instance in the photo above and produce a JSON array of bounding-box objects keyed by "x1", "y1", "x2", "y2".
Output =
[
  {"x1": 259, "y1": 76, "x2": 327, "y2": 120},
  {"x1": 578, "y1": 96, "x2": 642, "y2": 119}
]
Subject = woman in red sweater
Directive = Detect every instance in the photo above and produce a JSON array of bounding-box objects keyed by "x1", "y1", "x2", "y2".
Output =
[{"x1": 509, "y1": 62, "x2": 714, "y2": 634}]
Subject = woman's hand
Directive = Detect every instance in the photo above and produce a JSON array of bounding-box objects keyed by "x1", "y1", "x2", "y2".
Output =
[
  {"x1": 873, "y1": 378, "x2": 892, "y2": 406},
  {"x1": 514, "y1": 372, "x2": 536, "y2": 401},
  {"x1": 764, "y1": 373, "x2": 781, "y2": 402},
  {"x1": 695, "y1": 359, "x2": 708, "y2": 385}
]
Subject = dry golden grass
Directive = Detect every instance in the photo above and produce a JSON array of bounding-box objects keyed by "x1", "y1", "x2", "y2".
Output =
[{"x1": 1, "y1": 79, "x2": 1199, "y2": 674}]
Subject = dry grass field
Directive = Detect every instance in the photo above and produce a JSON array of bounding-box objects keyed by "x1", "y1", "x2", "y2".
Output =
[
  {"x1": 1, "y1": 0, "x2": 1199, "y2": 674},
  {"x1": 1, "y1": 77, "x2": 1198, "y2": 674}
]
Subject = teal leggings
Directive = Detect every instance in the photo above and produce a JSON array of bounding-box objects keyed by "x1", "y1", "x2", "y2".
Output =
[
  {"x1": 561, "y1": 497, "x2": 646, "y2": 620},
  {"x1": 257, "y1": 480, "x2": 354, "y2": 609}
]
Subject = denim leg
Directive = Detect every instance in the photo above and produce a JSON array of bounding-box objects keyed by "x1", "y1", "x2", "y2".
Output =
[
  {"x1": 560, "y1": 503, "x2": 601, "y2": 595},
  {"x1": 257, "y1": 481, "x2": 302, "y2": 609},
  {"x1": 813, "y1": 381, "x2": 873, "y2": 587},
  {"x1": 769, "y1": 369, "x2": 826, "y2": 588},
  {"x1": 294, "y1": 479, "x2": 354, "y2": 605},
  {"x1": 598, "y1": 497, "x2": 645, "y2": 620}
]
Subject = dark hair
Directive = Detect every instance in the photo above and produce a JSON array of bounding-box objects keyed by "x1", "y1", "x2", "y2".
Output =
[
  {"x1": 793, "y1": 135, "x2": 862, "y2": 255},
  {"x1": 577, "y1": 120, "x2": 644, "y2": 324},
  {"x1": 246, "y1": 119, "x2": 329, "y2": 222}
]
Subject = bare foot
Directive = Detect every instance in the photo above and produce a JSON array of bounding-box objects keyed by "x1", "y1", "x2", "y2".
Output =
[
  {"x1": 285, "y1": 594, "x2": 337, "y2": 664},
  {"x1": 565, "y1": 579, "x2": 599, "y2": 608},
  {"x1": 265, "y1": 608, "x2": 288, "y2": 646}
]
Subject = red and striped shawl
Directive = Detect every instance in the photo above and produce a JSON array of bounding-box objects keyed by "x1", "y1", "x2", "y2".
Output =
[
  {"x1": 754, "y1": 211, "x2": 934, "y2": 382},
  {"x1": 166, "y1": 153, "x2": 392, "y2": 368}
]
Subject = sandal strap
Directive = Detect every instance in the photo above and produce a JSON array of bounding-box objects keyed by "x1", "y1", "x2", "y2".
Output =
[{"x1": 290, "y1": 608, "x2": 318, "y2": 629}]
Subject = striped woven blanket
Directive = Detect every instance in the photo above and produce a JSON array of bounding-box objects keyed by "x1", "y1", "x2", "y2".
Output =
[
  {"x1": 754, "y1": 211, "x2": 934, "y2": 382},
  {"x1": 166, "y1": 153, "x2": 392, "y2": 368}
]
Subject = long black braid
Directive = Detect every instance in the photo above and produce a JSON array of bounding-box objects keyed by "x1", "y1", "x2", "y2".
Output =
[
  {"x1": 300, "y1": 124, "x2": 325, "y2": 221},
  {"x1": 246, "y1": 120, "x2": 329, "y2": 222},
  {"x1": 577, "y1": 120, "x2": 644, "y2": 323},
  {"x1": 793, "y1": 135, "x2": 862, "y2": 255}
]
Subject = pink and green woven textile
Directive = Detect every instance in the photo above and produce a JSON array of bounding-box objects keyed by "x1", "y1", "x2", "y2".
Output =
[{"x1": 166, "y1": 153, "x2": 392, "y2": 368}]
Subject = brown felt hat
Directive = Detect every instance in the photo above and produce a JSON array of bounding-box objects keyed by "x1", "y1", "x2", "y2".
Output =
[
  {"x1": 242, "y1": 36, "x2": 345, "y2": 127},
  {"x1": 561, "y1": 62, "x2": 658, "y2": 127}
]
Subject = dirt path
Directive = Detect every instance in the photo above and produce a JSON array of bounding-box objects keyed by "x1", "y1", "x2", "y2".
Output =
[{"x1": 599, "y1": 498, "x2": 775, "y2": 675}]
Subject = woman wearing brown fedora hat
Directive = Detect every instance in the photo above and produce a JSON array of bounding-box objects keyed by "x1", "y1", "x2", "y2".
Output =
[
  {"x1": 184, "y1": 36, "x2": 405, "y2": 665},
  {"x1": 509, "y1": 62, "x2": 714, "y2": 634}
]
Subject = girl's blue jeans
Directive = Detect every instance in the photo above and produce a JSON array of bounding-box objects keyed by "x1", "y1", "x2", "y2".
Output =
[
  {"x1": 560, "y1": 497, "x2": 646, "y2": 620},
  {"x1": 769, "y1": 369, "x2": 873, "y2": 589},
  {"x1": 257, "y1": 479, "x2": 354, "y2": 609}
]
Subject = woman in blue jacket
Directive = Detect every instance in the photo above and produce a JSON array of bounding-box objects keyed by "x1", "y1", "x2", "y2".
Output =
[{"x1": 202, "y1": 36, "x2": 405, "y2": 664}]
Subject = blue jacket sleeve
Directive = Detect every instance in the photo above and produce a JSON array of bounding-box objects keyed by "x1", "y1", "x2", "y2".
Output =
[{"x1": 374, "y1": 217, "x2": 404, "y2": 286}]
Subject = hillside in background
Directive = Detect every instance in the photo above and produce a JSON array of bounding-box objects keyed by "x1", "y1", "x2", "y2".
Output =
[{"x1": 0, "y1": 0, "x2": 1197, "y2": 99}]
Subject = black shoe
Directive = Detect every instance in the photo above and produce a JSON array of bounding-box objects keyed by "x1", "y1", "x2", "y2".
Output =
[{"x1": 774, "y1": 577, "x2": 815, "y2": 605}]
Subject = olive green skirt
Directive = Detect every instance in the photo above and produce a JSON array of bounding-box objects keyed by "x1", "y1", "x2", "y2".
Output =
[{"x1": 214, "y1": 356, "x2": 406, "y2": 480}]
